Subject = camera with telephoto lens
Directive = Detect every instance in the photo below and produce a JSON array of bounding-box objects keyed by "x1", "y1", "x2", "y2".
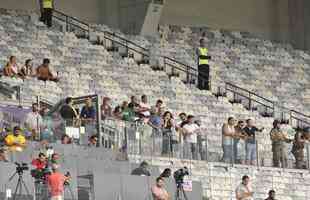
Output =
[
  {"x1": 173, "y1": 167, "x2": 189, "y2": 187},
  {"x1": 64, "y1": 171, "x2": 71, "y2": 186},
  {"x1": 15, "y1": 162, "x2": 29, "y2": 174}
]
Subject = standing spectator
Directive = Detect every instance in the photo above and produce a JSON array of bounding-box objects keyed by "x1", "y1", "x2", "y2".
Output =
[
  {"x1": 47, "y1": 164, "x2": 69, "y2": 200},
  {"x1": 131, "y1": 161, "x2": 151, "y2": 176},
  {"x1": 292, "y1": 128, "x2": 309, "y2": 169},
  {"x1": 154, "y1": 99, "x2": 164, "y2": 114},
  {"x1": 196, "y1": 38, "x2": 211, "y2": 90},
  {"x1": 19, "y1": 59, "x2": 34, "y2": 78},
  {"x1": 182, "y1": 115, "x2": 199, "y2": 160},
  {"x1": 148, "y1": 107, "x2": 162, "y2": 156},
  {"x1": 113, "y1": 106, "x2": 123, "y2": 120},
  {"x1": 265, "y1": 190, "x2": 276, "y2": 200},
  {"x1": 159, "y1": 168, "x2": 171, "y2": 179},
  {"x1": 60, "y1": 97, "x2": 79, "y2": 126},
  {"x1": 222, "y1": 117, "x2": 236, "y2": 163},
  {"x1": 24, "y1": 103, "x2": 43, "y2": 140},
  {"x1": 244, "y1": 119, "x2": 264, "y2": 165},
  {"x1": 138, "y1": 94, "x2": 151, "y2": 118},
  {"x1": 61, "y1": 134, "x2": 71, "y2": 145},
  {"x1": 161, "y1": 111, "x2": 175, "y2": 156},
  {"x1": 101, "y1": 97, "x2": 112, "y2": 120},
  {"x1": 3, "y1": 56, "x2": 19, "y2": 77},
  {"x1": 151, "y1": 177, "x2": 169, "y2": 200},
  {"x1": 195, "y1": 119, "x2": 208, "y2": 160},
  {"x1": 36, "y1": 58, "x2": 58, "y2": 82},
  {"x1": 234, "y1": 121, "x2": 247, "y2": 164},
  {"x1": 4, "y1": 126, "x2": 27, "y2": 152},
  {"x1": 31, "y1": 152, "x2": 47, "y2": 170},
  {"x1": 270, "y1": 120, "x2": 292, "y2": 168},
  {"x1": 178, "y1": 113, "x2": 188, "y2": 128},
  {"x1": 128, "y1": 96, "x2": 139, "y2": 111},
  {"x1": 122, "y1": 101, "x2": 136, "y2": 122},
  {"x1": 88, "y1": 135, "x2": 98, "y2": 147},
  {"x1": 41, "y1": 0, "x2": 54, "y2": 28},
  {"x1": 80, "y1": 97, "x2": 96, "y2": 125},
  {"x1": 235, "y1": 175, "x2": 254, "y2": 200}
]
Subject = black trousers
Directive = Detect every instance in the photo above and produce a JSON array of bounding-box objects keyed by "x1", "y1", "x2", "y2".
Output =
[
  {"x1": 42, "y1": 8, "x2": 53, "y2": 27},
  {"x1": 198, "y1": 64, "x2": 210, "y2": 90}
]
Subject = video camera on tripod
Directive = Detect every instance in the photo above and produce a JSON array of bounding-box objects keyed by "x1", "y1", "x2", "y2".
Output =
[
  {"x1": 173, "y1": 167, "x2": 189, "y2": 187},
  {"x1": 15, "y1": 162, "x2": 29, "y2": 174}
]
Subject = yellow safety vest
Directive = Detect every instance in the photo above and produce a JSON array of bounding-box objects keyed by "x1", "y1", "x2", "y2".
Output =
[
  {"x1": 198, "y1": 47, "x2": 209, "y2": 65},
  {"x1": 43, "y1": 0, "x2": 53, "y2": 9}
]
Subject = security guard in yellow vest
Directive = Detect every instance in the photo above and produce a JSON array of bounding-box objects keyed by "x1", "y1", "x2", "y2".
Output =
[
  {"x1": 197, "y1": 38, "x2": 211, "y2": 90},
  {"x1": 41, "y1": 0, "x2": 54, "y2": 27}
]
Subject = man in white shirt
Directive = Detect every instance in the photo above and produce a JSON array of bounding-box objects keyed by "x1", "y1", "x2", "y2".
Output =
[
  {"x1": 235, "y1": 175, "x2": 254, "y2": 200},
  {"x1": 182, "y1": 115, "x2": 199, "y2": 160},
  {"x1": 24, "y1": 103, "x2": 43, "y2": 139},
  {"x1": 139, "y1": 94, "x2": 151, "y2": 117}
]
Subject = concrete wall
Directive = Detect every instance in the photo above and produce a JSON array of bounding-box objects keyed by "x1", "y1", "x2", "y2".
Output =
[{"x1": 160, "y1": 0, "x2": 290, "y2": 42}]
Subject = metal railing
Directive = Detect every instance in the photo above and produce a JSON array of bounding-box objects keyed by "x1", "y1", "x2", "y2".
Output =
[{"x1": 52, "y1": 10, "x2": 90, "y2": 39}]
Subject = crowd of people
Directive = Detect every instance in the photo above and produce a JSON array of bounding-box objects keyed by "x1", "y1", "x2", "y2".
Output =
[{"x1": 1, "y1": 56, "x2": 59, "y2": 82}]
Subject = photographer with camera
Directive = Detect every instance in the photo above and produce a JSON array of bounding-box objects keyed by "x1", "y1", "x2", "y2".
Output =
[
  {"x1": 151, "y1": 177, "x2": 169, "y2": 200},
  {"x1": 173, "y1": 167, "x2": 189, "y2": 200},
  {"x1": 47, "y1": 164, "x2": 70, "y2": 200}
]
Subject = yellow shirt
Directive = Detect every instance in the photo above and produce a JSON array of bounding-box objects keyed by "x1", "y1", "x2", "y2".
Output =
[{"x1": 5, "y1": 134, "x2": 26, "y2": 152}]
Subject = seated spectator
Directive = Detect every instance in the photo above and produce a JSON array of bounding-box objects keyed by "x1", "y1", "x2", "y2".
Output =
[
  {"x1": 131, "y1": 161, "x2": 151, "y2": 176},
  {"x1": 149, "y1": 107, "x2": 162, "y2": 129},
  {"x1": 61, "y1": 134, "x2": 72, "y2": 144},
  {"x1": 244, "y1": 119, "x2": 264, "y2": 165},
  {"x1": 101, "y1": 97, "x2": 112, "y2": 120},
  {"x1": 88, "y1": 135, "x2": 98, "y2": 147},
  {"x1": 122, "y1": 101, "x2": 136, "y2": 122},
  {"x1": 24, "y1": 103, "x2": 43, "y2": 140},
  {"x1": 0, "y1": 148, "x2": 8, "y2": 162},
  {"x1": 4, "y1": 126, "x2": 27, "y2": 152},
  {"x1": 222, "y1": 117, "x2": 237, "y2": 163},
  {"x1": 80, "y1": 97, "x2": 96, "y2": 125},
  {"x1": 292, "y1": 127, "x2": 310, "y2": 169},
  {"x1": 60, "y1": 97, "x2": 79, "y2": 126},
  {"x1": 50, "y1": 153, "x2": 60, "y2": 165},
  {"x1": 41, "y1": 107, "x2": 54, "y2": 142},
  {"x1": 36, "y1": 58, "x2": 59, "y2": 82},
  {"x1": 151, "y1": 177, "x2": 169, "y2": 200},
  {"x1": 113, "y1": 106, "x2": 123, "y2": 120},
  {"x1": 3, "y1": 56, "x2": 19, "y2": 77},
  {"x1": 138, "y1": 94, "x2": 151, "y2": 118},
  {"x1": 183, "y1": 115, "x2": 199, "y2": 159},
  {"x1": 270, "y1": 120, "x2": 292, "y2": 168},
  {"x1": 19, "y1": 59, "x2": 35, "y2": 78}
]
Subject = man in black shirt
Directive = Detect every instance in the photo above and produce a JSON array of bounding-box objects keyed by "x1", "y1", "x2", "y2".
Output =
[
  {"x1": 59, "y1": 97, "x2": 78, "y2": 126},
  {"x1": 244, "y1": 119, "x2": 264, "y2": 165},
  {"x1": 265, "y1": 190, "x2": 276, "y2": 200},
  {"x1": 131, "y1": 161, "x2": 151, "y2": 176}
]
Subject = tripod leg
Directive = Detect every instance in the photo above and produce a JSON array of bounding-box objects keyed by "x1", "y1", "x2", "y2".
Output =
[
  {"x1": 181, "y1": 187, "x2": 188, "y2": 200},
  {"x1": 20, "y1": 178, "x2": 32, "y2": 200},
  {"x1": 12, "y1": 178, "x2": 21, "y2": 200}
]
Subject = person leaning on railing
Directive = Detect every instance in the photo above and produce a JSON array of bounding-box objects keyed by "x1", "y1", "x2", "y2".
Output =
[{"x1": 270, "y1": 120, "x2": 292, "y2": 168}]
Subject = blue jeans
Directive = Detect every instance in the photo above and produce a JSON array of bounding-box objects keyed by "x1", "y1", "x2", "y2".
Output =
[
  {"x1": 222, "y1": 144, "x2": 233, "y2": 163},
  {"x1": 246, "y1": 143, "x2": 257, "y2": 162}
]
